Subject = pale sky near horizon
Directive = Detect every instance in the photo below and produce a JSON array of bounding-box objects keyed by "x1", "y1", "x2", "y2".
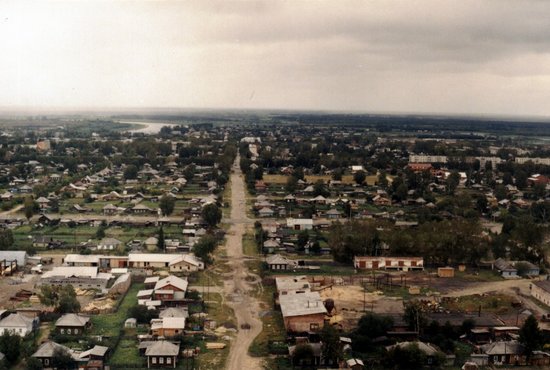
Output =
[{"x1": 2, "y1": 1, "x2": 550, "y2": 116}]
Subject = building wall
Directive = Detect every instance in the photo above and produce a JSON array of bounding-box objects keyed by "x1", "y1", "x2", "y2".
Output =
[
  {"x1": 0, "y1": 326, "x2": 32, "y2": 336},
  {"x1": 283, "y1": 313, "x2": 325, "y2": 333},
  {"x1": 151, "y1": 327, "x2": 184, "y2": 337},
  {"x1": 57, "y1": 325, "x2": 85, "y2": 335},
  {"x1": 169, "y1": 261, "x2": 199, "y2": 272},
  {"x1": 148, "y1": 355, "x2": 176, "y2": 368},
  {"x1": 354, "y1": 257, "x2": 424, "y2": 270},
  {"x1": 40, "y1": 277, "x2": 110, "y2": 290},
  {"x1": 531, "y1": 284, "x2": 550, "y2": 306}
]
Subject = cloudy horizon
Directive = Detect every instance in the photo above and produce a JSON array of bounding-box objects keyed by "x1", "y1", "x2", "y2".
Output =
[{"x1": 2, "y1": 1, "x2": 550, "y2": 117}]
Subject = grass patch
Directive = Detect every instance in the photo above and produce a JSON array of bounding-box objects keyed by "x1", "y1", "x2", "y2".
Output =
[
  {"x1": 249, "y1": 285, "x2": 286, "y2": 357},
  {"x1": 204, "y1": 293, "x2": 235, "y2": 327},
  {"x1": 455, "y1": 269, "x2": 503, "y2": 282},
  {"x1": 242, "y1": 230, "x2": 258, "y2": 256},
  {"x1": 441, "y1": 293, "x2": 517, "y2": 314},
  {"x1": 91, "y1": 283, "x2": 143, "y2": 337},
  {"x1": 109, "y1": 338, "x2": 143, "y2": 366}
]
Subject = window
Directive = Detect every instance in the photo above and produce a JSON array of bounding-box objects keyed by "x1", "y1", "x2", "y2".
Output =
[
  {"x1": 74, "y1": 329, "x2": 79, "y2": 334},
  {"x1": 167, "y1": 357, "x2": 172, "y2": 364},
  {"x1": 159, "y1": 357, "x2": 164, "y2": 364},
  {"x1": 61, "y1": 329, "x2": 65, "y2": 334},
  {"x1": 67, "y1": 329, "x2": 72, "y2": 334},
  {"x1": 310, "y1": 323, "x2": 319, "y2": 331},
  {"x1": 44, "y1": 359, "x2": 49, "y2": 366},
  {"x1": 152, "y1": 357, "x2": 157, "y2": 364}
]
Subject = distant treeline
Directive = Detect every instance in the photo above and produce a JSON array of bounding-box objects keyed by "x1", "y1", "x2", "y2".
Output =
[{"x1": 109, "y1": 112, "x2": 550, "y2": 136}]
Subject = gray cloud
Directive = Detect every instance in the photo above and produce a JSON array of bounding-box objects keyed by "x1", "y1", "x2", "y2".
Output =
[{"x1": 1, "y1": 0, "x2": 550, "y2": 116}]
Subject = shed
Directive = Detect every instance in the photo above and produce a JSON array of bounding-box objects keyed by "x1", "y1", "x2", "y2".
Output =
[
  {"x1": 437, "y1": 267, "x2": 455, "y2": 278},
  {"x1": 125, "y1": 318, "x2": 137, "y2": 328}
]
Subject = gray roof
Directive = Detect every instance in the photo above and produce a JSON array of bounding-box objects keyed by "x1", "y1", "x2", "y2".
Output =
[
  {"x1": 159, "y1": 307, "x2": 188, "y2": 319},
  {"x1": 99, "y1": 237, "x2": 122, "y2": 246},
  {"x1": 55, "y1": 313, "x2": 90, "y2": 327},
  {"x1": 386, "y1": 341, "x2": 441, "y2": 356},
  {"x1": 533, "y1": 280, "x2": 550, "y2": 293},
  {"x1": 0, "y1": 251, "x2": 27, "y2": 266},
  {"x1": 279, "y1": 291, "x2": 327, "y2": 318},
  {"x1": 481, "y1": 341, "x2": 525, "y2": 355},
  {"x1": 266, "y1": 254, "x2": 297, "y2": 266},
  {"x1": 0, "y1": 313, "x2": 34, "y2": 330},
  {"x1": 79, "y1": 345, "x2": 109, "y2": 358},
  {"x1": 32, "y1": 341, "x2": 74, "y2": 358},
  {"x1": 494, "y1": 258, "x2": 516, "y2": 272},
  {"x1": 145, "y1": 341, "x2": 180, "y2": 356}
]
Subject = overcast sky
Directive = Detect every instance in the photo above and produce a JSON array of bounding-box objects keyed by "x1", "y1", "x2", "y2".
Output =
[{"x1": 2, "y1": 0, "x2": 550, "y2": 116}]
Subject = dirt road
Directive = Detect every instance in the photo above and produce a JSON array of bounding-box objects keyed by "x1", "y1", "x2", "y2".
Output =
[{"x1": 223, "y1": 156, "x2": 263, "y2": 370}]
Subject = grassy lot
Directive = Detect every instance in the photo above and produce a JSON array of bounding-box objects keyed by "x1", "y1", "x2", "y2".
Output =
[
  {"x1": 249, "y1": 285, "x2": 286, "y2": 357},
  {"x1": 441, "y1": 293, "x2": 517, "y2": 314},
  {"x1": 205, "y1": 293, "x2": 235, "y2": 327},
  {"x1": 92, "y1": 283, "x2": 143, "y2": 337},
  {"x1": 454, "y1": 269, "x2": 503, "y2": 282},
  {"x1": 109, "y1": 338, "x2": 143, "y2": 366},
  {"x1": 242, "y1": 230, "x2": 258, "y2": 256}
]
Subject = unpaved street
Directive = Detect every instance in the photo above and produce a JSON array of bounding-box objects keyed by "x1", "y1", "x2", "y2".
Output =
[{"x1": 224, "y1": 156, "x2": 263, "y2": 370}]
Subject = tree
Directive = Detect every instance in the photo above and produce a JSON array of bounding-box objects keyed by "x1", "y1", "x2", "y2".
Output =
[
  {"x1": 39, "y1": 285, "x2": 80, "y2": 313},
  {"x1": 320, "y1": 324, "x2": 342, "y2": 366},
  {"x1": 519, "y1": 315, "x2": 543, "y2": 358},
  {"x1": 494, "y1": 184, "x2": 508, "y2": 201},
  {"x1": 352, "y1": 312, "x2": 394, "y2": 348},
  {"x1": 377, "y1": 171, "x2": 389, "y2": 189},
  {"x1": 0, "y1": 331, "x2": 21, "y2": 364},
  {"x1": 52, "y1": 347, "x2": 74, "y2": 370},
  {"x1": 129, "y1": 305, "x2": 158, "y2": 324},
  {"x1": 24, "y1": 196, "x2": 36, "y2": 220},
  {"x1": 123, "y1": 165, "x2": 138, "y2": 180},
  {"x1": 353, "y1": 170, "x2": 366, "y2": 185},
  {"x1": 332, "y1": 169, "x2": 343, "y2": 181},
  {"x1": 202, "y1": 203, "x2": 222, "y2": 228},
  {"x1": 291, "y1": 344, "x2": 314, "y2": 367},
  {"x1": 159, "y1": 195, "x2": 175, "y2": 216},
  {"x1": 0, "y1": 229, "x2": 14, "y2": 250},
  {"x1": 285, "y1": 176, "x2": 298, "y2": 194},
  {"x1": 95, "y1": 225, "x2": 106, "y2": 239},
  {"x1": 313, "y1": 180, "x2": 329, "y2": 197},
  {"x1": 297, "y1": 230, "x2": 309, "y2": 251},
  {"x1": 57, "y1": 285, "x2": 81, "y2": 314},
  {"x1": 446, "y1": 171, "x2": 460, "y2": 194},
  {"x1": 384, "y1": 343, "x2": 426, "y2": 370},
  {"x1": 403, "y1": 301, "x2": 427, "y2": 333},
  {"x1": 25, "y1": 357, "x2": 43, "y2": 370},
  {"x1": 157, "y1": 227, "x2": 165, "y2": 251},
  {"x1": 193, "y1": 235, "x2": 218, "y2": 264}
]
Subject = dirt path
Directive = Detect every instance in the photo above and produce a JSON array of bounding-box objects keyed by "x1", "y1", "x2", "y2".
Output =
[
  {"x1": 223, "y1": 156, "x2": 263, "y2": 370},
  {"x1": 0, "y1": 204, "x2": 23, "y2": 216}
]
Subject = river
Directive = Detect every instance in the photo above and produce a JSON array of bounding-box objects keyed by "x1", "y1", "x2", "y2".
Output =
[{"x1": 118, "y1": 120, "x2": 177, "y2": 134}]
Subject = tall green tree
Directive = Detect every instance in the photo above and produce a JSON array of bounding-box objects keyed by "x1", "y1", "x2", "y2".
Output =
[
  {"x1": 446, "y1": 171, "x2": 461, "y2": 194},
  {"x1": 24, "y1": 196, "x2": 36, "y2": 220},
  {"x1": 193, "y1": 235, "x2": 218, "y2": 264},
  {"x1": 157, "y1": 227, "x2": 165, "y2": 251},
  {"x1": 519, "y1": 315, "x2": 543, "y2": 359},
  {"x1": 320, "y1": 324, "x2": 342, "y2": 366},
  {"x1": 353, "y1": 170, "x2": 366, "y2": 185},
  {"x1": 202, "y1": 203, "x2": 222, "y2": 228},
  {"x1": 159, "y1": 195, "x2": 175, "y2": 216}
]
